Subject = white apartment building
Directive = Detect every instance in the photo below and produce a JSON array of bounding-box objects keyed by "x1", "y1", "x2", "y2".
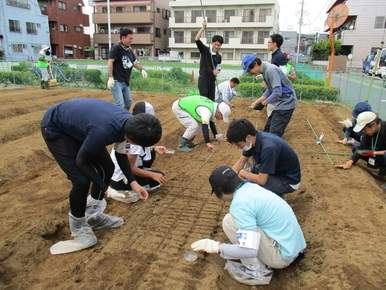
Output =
[{"x1": 168, "y1": 0, "x2": 280, "y2": 65}]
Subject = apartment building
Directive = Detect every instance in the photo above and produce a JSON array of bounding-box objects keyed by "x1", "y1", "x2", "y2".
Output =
[
  {"x1": 39, "y1": 0, "x2": 91, "y2": 59},
  {"x1": 168, "y1": 0, "x2": 280, "y2": 65},
  {"x1": 325, "y1": 0, "x2": 386, "y2": 68},
  {"x1": 0, "y1": 0, "x2": 50, "y2": 61},
  {"x1": 91, "y1": 0, "x2": 171, "y2": 59}
]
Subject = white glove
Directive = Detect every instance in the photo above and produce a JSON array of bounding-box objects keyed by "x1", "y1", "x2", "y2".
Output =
[
  {"x1": 191, "y1": 239, "x2": 220, "y2": 254},
  {"x1": 339, "y1": 118, "x2": 353, "y2": 128},
  {"x1": 141, "y1": 69, "x2": 148, "y2": 78},
  {"x1": 107, "y1": 77, "x2": 115, "y2": 89},
  {"x1": 106, "y1": 187, "x2": 127, "y2": 202}
]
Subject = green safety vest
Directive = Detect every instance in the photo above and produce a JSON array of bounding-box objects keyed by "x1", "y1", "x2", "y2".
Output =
[
  {"x1": 178, "y1": 96, "x2": 215, "y2": 122},
  {"x1": 286, "y1": 63, "x2": 292, "y2": 74}
]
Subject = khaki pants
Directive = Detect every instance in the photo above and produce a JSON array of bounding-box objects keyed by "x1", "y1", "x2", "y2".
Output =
[{"x1": 222, "y1": 213, "x2": 294, "y2": 269}]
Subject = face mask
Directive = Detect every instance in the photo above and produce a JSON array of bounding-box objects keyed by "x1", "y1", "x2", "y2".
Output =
[{"x1": 241, "y1": 139, "x2": 252, "y2": 151}]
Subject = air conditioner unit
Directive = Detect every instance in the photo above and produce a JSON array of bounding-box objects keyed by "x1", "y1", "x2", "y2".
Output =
[
  {"x1": 28, "y1": 55, "x2": 34, "y2": 61},
  {"x1": 222, "y1": 19, "x2": 228, "y2": 22},
  {"x1": 126, "y1": 9, "x2": 131, "y2": 12}
]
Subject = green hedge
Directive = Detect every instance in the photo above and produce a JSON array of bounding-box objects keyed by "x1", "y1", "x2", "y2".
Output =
[{"x1": 0, "y1": 71, "x2": 23, "y2": 84}]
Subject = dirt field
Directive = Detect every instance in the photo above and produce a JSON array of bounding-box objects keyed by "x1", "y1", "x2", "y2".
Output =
[{"x1": 0, "y1": 86, "x2": 385, "y2": 290}]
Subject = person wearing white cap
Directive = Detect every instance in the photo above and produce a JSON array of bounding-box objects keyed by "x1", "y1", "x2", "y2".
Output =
[
  {"x1": 241, "y1": 55, "x2": 297, "y2": 138},
  {"x1": 335, "y1": 111, "x2": 386, "y2": 190},
  {"x1": 109, "y1": 101, "x2": 167, "y2": 202},
  {"x1": 37, "y1": 44, "x2": 51, "y2": 89},
  {"x1": 172, "y1": 95, "x2": 231, "y2": 152}
]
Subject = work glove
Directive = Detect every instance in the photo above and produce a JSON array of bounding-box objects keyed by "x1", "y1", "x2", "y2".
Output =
[
  {"x1": 141, "y1": 69, "x2": 148, "y2": 78},
  {"x1": 191, "y1": 239, "x2": 219, "y2": 254},
  {"x1": 356, "y1": 149, "x2": 375, "y2": 157},
  {"x1": 253, "y1": 102, "x2": 265, "y2": 111},
  {"x1": 107, "y1": 77, "x2": 115, "y2": 89},
  {"x1": 339, "y1": 118, "x2": 353, "y2": 128},
  {"x1": 106, "y1": 187, "x2": 128, "y2": 202}
]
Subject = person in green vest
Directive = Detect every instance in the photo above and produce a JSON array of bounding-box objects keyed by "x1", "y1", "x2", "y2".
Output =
[
  {"x1": 172, "y1": 96, "x2": 231, "y2": 152},
  {"x1": 37, "y1": 44, "x2": 52, "y2": 89}
]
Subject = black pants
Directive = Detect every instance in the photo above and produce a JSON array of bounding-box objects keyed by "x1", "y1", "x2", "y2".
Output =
[
  {"x1": 42, "y1": 129, "x2": 114, "y2": 217},
  {"x1": 264, "y1": 109, "x2": 295, "y2": 138},
  {"x1": 198, "y1": 77, "x2": 215, "y2": 101}
]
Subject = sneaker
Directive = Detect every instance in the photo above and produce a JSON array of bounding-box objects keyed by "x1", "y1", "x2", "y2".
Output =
[
  {"x1": 381, "y1": 183, "x2": 386, "y2": 191},
  {"x1": 87, "y1": 214, "x2": 124, "y2": 231},
  {"x1": 224, "y1": 261, "x2": 273, "y2": 285},
  {"x1": 143, "y1": 184, "x2": 161, "y2": 192},
  {"x1": 371, "y1": 168, "x2": 386, "y2": 179}
]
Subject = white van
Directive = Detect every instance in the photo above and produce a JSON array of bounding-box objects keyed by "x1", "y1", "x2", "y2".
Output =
[{"x1": 370, "y1": 47, "x2": 386, "y2": 77}]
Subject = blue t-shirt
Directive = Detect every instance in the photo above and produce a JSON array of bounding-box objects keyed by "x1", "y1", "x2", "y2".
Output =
[
  {"x1": 41, "y1": 98, "x2": 131, "y2": 155},
  {"x1": 230, "y1": 182, "x2": 306, "y2": 260},
  {"x1": 243, "y1": 131, "x2": 301, "y2": 185}
]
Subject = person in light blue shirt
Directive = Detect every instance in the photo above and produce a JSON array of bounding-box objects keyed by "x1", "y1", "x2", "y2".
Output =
[{"x1": 191, "y1": 166, "x2": 306, "y2": 286}]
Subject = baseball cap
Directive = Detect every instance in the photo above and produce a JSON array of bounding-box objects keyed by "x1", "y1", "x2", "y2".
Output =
[
  {"x1": 209, "y1": 166, "x2": 237, "y2": 194},
  {"x1": 41, "y1": 44, "x2": 50, "y2": 50},
  {"x1": 353, "y1": 111, "x2": 377, "y2": 132},
  {"x1": 218, "y1": 102, "x2": 231, "y2": 123},
  {"x1": 352, "y1": 102, "x2": 372, "y2": 118},
  {"x1": 132, "y1": 101, "x2": 155, "y2": 115},
  {"x1": 241, "y1": 54, "x2": 257, "y2": 75}
]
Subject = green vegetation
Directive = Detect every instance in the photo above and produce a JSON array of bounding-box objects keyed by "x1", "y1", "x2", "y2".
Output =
[{"x1": 312, "y1": 39, "x2": 342, "y2": 60}]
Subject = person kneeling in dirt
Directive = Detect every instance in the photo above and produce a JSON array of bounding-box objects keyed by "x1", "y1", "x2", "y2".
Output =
[
  {"x1": 335, "y1": 111, "x2": 386, "y2": 191},
  {"x1": 172, "y1": 95, "x2": 231, "y2": 153},
  {"x1": 191, "y1": 166, "x2": 306, "y2": 286},
  {"x1": 337, "y1": 102, "x2": 372, "y2": 146},
  {"x1": 110, "y1": 102, "x2": 166, "y2": 201},
  {"x1": 41, "y1": 98, "x2": 162, "y2": 254},
  {"x1": 226, "y1": 118, "x2": 301, "y2": 198}
]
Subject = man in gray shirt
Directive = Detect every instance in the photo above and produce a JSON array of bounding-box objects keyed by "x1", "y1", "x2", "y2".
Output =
[{"x1": 241, "y1": 55, "x2": 298, "y2": 138}]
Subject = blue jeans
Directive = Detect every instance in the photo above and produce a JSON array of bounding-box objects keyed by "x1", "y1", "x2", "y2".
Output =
[{"x1": 110, "y1": 81, "x2": 133, "y2": 110}]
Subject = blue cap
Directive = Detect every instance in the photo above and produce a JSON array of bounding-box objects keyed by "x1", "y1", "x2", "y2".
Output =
[
  {"x1": 352, "y1": 102, "x2": 372, "y2": 118},
  {"x1": 241, "y1": 54, "x2": 257, "y2": 75}
]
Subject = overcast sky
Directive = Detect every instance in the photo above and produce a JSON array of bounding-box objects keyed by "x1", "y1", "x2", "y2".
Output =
[{"x1": 277, "y1": 0, "x2": 332, "y2": 33}]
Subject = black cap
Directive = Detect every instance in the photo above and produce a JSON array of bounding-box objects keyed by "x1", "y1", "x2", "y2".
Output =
[{"x1": 209, "y1": 166, "x2": 237, "y2": 194}]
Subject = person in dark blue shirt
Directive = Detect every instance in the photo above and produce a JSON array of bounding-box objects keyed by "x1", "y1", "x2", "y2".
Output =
[
  {"x1": 41, "y1": 98, "x2": 162, "y2": 254},
  {"x1": 226, "y1": 119, "x2": 301, "y2": 197}
]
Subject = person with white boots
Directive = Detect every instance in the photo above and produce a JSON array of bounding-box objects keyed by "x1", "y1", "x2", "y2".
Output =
[
  {"x1": 41, "y1": 98, "x2": 162, "y2": 254},
  {"x1": 191, "y1": 166, "x2": 306, "y2": 286}
]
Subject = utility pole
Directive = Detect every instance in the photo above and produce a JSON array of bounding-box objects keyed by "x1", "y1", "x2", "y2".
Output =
[{"x1": 296, "y1": 0, "x2": 304, "y2": 64}]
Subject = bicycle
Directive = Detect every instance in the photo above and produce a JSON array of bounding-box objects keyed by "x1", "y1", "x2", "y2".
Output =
[
  {"x1": 21, "y1": 62, "x2": 92, "y2": 88},
  {"x1": 51, "y1": 62, "x2": 92, "y2": 88}
]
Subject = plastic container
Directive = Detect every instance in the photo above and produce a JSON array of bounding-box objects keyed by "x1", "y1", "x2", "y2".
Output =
[
  {"x1": 184, "y1": 252, "x2": 197, "y2": 262},
  {"x1": 216, "y1": 133, "x2": 223, "y2": 140}
]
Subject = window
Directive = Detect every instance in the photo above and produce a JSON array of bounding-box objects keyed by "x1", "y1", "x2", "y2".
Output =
[
  {"x1": 75, "y1": 26, "x2": 82, "y2": 32},
  {"x1": 258, "y1": 9, "x2": 271, "y2": 22},
  {"x1": 243, "y1": 9, "x2": 255, "y2": 22},
  {"x1": 64, "y1": 45, "x2": 74, "y2": 57},
  {"x1": 191, "y1": 10, "x2": 202, "y2": 23},
  {"x1": 137, "y1": 27, "x2": 150, "y2": 34},
  {"x1": 242, "y1": 31, "x2": 253, "y2": 44},
  {"x1": 175, "y1": 11, "x2": 184, "y2": 23},
  {"x1": 116, "y1": 7, "x2": 124, "y2": 13},
  {"x1": 58, "y1": 2, "x2": 67, "y2": 10},
  {"x1": 60, "y1": 24, "x2": 68, "y2": 32},
  {"x1": 37, "y1": 23, "x2": 41, "y2": 29},
  {"x1": 206, "y1": 10, "x2": 217, "y2": 22},
  {"x1": 174, "y1": 31, "x2": 184, "y2": 43},
  {"x1": 205, "y1": 31, "x2": 216, "y2": 42},
  {"x1": 191, "y1": 52, "x2": 200, "y2": 59},
  {"x1": 164, "y1": 29, "x2": 167, "y2": 35},
  {"x1": 224, "y1": 10, "x2": 235, "y2": 22},
  {"x1": 49, "y1": 21, "x2": 56, "y2": 31},
  {"x1": 26, "y1": 22, "x2": 37, "y2": 34},
  {"x1": 9, "y1": 20, "x2": 21, "y2": 32},
  {"x1": 133, "y1": 6, "x2": 146, "y2": 12},
  {"x1": 256, "y1": 53, "x2": 268, "y2": 61},
  {"x1": 12, "y1": 44, "x2": 23, "y2": 53},
  {"x1": 155, "y1": 28, "x2": 161, "y2": 37},
  {"x1": 191, "y1": 31, "x2": 198, "y2": 43},
  {"x1": 157, "y1": 8, "x2": 160, "y2": 13},
  {"x1": 257, "y1": 31, "x2": 269, "y2": 44},
  {"x1": 374, "y1": 16, "x2": 386, "y2": 29},
  {"x1": 223, "y1": 31, "x2": 234, "y2": 44},
  {"x1": 102, "y1": 7, "x2": 107, "y2": 13},
  {"x1": 73, "y1": 5, "x2": 80, "y2": 11},
  {"x1": 162, "y1": 8, "x2": 170, "y2": 19},
  {"x1": 222, "y1": 52, "x2": 233, "y2": 60}
]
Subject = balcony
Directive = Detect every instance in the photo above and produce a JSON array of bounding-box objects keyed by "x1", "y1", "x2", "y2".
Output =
[
  {"x1": 169, "y1": 15, "x2": 274, "y2": 28},
  {"x1": 94, "y1": 33, "x2": 153, "y2": 45},
  {"x1": 93, "y1": 11, "x2": 154, "y2": 24},
  {"x1": 169, "y1": 37, "x2": 270, "y2": 50}
]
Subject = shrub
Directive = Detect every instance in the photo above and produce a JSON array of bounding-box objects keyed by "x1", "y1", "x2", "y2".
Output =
[
  {"x1": 167, "y1": 67, "x2": 191, "y2": 85},
  {"x1": 294, "y1": 84, "x2": 340, "y2": 102},
  {"x1": 0, "y1": 71, "x2": 23, "y2": 85},
  {"x1": 83, "y1": 69, "x2": 102, "y2": 86}
]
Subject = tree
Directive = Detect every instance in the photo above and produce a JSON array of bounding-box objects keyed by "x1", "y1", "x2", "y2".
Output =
[{"x1": 311, "y1": 39, "x2": 342, "y2": 60}]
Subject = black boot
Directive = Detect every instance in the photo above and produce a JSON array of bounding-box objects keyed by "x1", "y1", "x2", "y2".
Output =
[
  {"x1": 187, "y1": 136, "x2": 201, "y2": 148},
  {"x1": 41, "y1": 80, "x2": 46, "y2": 89},
  {"x1": 178, "y1": 136, "x2": 194, "y2": 152},
  {"x1": 371, "y1": 167, "x2": 386, "y2": 179},
  {"x1": 45, "y1": 81, "x2": 52, "y2": 90}
]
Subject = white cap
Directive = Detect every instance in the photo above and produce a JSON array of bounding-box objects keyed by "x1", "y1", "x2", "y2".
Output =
[
  {"x1": 132, "y1": 101, "x2": 155, "y2": 116},
  {"x1": 353, "y1": 111, "x2": 376, "y2": 132},
  {"x1": 41, "y1": 44, "x2": 50, "y2": 50},
  {"x1": 217, "y1": 102, "x2": 231, "y2": 123}
]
